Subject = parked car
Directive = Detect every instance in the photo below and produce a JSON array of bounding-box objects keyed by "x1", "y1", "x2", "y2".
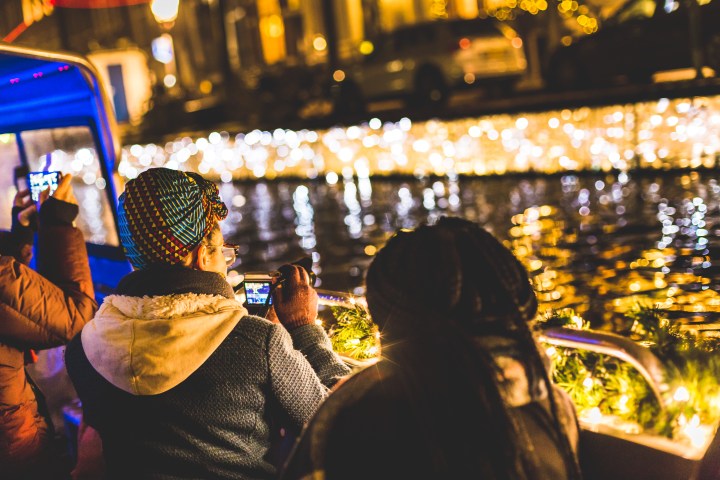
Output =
[
  {"x1": 331, "y1": 18, "x2": 527, "y2": 114},
  {"x1": 546, "y1": 0, "x2": 720, "y2": 90}
]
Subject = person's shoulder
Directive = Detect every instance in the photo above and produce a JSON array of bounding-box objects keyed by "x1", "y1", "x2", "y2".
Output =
[
  {"x1": 0, "y1": 253, "x2": 25, "y2": 267},
  {"x1": 324, "y1": 362, "x2": 393, "y2": 403},
  {"x1": 228, "y1": 314, "x2": 282, "y2": 344},
  {"x1": 235, "y1": 313, "x2": 276, "y2": 330},
  {"x1": 302, "y1": 363, "x2": 401, "y2": 452}
]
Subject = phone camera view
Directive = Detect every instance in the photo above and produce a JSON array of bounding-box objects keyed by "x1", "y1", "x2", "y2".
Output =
[
  {"x1": 28, "y1": 171, "x2": 61, "y2": 202},
  {"x1": 244, "y1": 281, "x2": 272, "y2": 305}
]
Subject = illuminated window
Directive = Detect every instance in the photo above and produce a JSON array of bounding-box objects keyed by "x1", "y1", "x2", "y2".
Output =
[{"x1": 258, "y1": 0, "x2": 286, "y2": 65}]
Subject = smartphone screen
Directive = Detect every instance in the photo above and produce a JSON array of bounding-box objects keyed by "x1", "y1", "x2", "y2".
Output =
[
  {"x1": 27, "y1": 171, "x2": 61, "y2": 202},
  {"x1": 243, "y1": 280, "x2": 273, "y2": 305}
]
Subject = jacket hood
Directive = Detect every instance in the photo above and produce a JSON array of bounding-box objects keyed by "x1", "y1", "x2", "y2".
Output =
[{"x1": 81, "y1": 293, "x2": 248, "y2": 395}]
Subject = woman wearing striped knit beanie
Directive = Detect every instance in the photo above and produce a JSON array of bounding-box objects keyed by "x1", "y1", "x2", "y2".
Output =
[
  {"x1": 66, "y1": 168, "x2": 350, "y2": 480},
  {"x1": 281, "y1": 216, "x2": 582, "y2": 480}
]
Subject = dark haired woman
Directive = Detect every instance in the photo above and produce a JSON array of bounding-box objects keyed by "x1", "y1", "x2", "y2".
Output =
[{"x1": 280, "y1": 216, "x2": 582, "y2": 480}]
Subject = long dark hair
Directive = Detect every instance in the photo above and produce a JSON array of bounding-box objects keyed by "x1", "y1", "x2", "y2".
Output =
[{"x1": 364, "y1": 216, "x2": 582, "y2": 479}]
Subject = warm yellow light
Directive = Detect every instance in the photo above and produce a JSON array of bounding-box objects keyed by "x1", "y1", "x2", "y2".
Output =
[
  {"x1": 267, "y1": 14, "x2": 284, "y2": 38},
  {"x1": 681, "y1": 414, "x2": 712, "y2": 449},
  {"x1": 585, "y1": 407, "x2": 602, "y2": 424},
  {"x1": 150, "y1": 0, "x2": 179, "y2": 24},
  {"x1": 312, "y1": 35, "x2": 327, "y2": 52},
  {"x1": 673, "y1": 386, "x2": 690, "y2": 402},
  {"x1": 199, "y1": 80, "x2": 213, "y2": 95},
  {"x1": 333, "y1": 70, "x2": 346, "y2": 82},
  {"x1": 617, "y1": 394, "x2": 630, "y2": 414},
  {"x1": 364, "y1": 245, "x2": 377, "y2": 256},
  {"x1": 163, "y1": 74, "x2": 177, "y2": 88},
  {"x1": 359, "y1": 40, "x2": 374, "y2": 55}
]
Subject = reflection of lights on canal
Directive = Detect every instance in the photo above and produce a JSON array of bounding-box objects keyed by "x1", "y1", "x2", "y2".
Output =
[{"x1": 40, "y1": 97, "x2": 720, "y2": 328}]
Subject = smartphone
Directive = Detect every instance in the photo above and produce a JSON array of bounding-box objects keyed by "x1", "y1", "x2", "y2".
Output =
[
  {"x1": 13, "y1": 165, "x2": 29, "y2": 191},
  {"x1": 27, "y1": 171, "x2": 61, "y2": 202},
  {"x1": 242, "y1": 273, "x2": 274, "y2": 306}
]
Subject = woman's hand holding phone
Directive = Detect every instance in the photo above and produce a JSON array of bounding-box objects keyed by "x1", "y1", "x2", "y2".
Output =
[
  {"x1": 272, "y1": 264, "x2": 318, "y2": 330},
  {"x1": 38, "y1": 173, "x2": 76, "y2": 206}
]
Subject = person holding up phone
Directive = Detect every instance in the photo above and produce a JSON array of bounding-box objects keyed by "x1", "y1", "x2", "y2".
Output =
[
  {"x1": 0, "y1": 173, "x2": 98, "y2": 479},
  {"x1": 27, "y1": 170, "x2": 62, "y2": 202},
  {"x1": 65, "y1": 167, "x2": 350, "y2": 480}
]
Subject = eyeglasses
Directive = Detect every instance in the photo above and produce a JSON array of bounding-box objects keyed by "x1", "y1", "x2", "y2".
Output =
[
  {"x1": 204, "y1": 241, "x2": 240, "y2": 267},
  {"x1": 221, "y1": 243, "x2": 240, "y2": 267}
]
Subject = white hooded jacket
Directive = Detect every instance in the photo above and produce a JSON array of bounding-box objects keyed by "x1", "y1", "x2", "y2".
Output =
[{"x1": 81, "y1": 293, "x2": 246, "y2": 395}]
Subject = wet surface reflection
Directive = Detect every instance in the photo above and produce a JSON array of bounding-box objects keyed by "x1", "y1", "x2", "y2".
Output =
[{"x1": 222, "y1": 171, "x2": 720, "y2": 329}]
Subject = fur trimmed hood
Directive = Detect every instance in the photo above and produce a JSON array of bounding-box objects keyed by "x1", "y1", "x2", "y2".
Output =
[{"x1": 81, "y1": 293, "x2": 248, "y2": 395}]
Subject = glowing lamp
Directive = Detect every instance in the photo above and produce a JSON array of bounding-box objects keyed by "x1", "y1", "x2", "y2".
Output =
[{"x1": 150, "y1": 0, "x2": 179, "y2": 24}]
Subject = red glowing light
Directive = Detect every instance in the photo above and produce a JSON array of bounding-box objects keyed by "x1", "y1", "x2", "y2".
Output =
[{"x1": 459, "y1": 38, "x2": 471, "y2": 50}]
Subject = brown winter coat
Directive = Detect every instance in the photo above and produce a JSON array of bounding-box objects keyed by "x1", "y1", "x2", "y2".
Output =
[{"x1": 0, "y1": 218, "x2": 97, "y2": 478}]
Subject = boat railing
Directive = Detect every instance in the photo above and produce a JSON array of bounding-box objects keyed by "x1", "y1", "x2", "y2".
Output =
[{"x1": 539, "y1": 327, "x2": 669, "y2": 407}]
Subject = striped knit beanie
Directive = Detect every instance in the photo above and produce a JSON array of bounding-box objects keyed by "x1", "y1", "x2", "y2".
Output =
[{"x1": 118, "y1": 168, "x2": 228, "y2": 270}]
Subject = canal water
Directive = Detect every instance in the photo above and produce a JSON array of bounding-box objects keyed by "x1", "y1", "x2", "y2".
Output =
[{"x1": 221, "y1": 170, "x2": 720, "y2": 329}]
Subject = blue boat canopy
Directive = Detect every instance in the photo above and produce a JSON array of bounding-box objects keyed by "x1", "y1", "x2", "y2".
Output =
[
  {"x1": 0, "y1": 42, "x2": 130, "y2": 297},
  {"x1": 0, "y1": 42, "x2": 120, "y2": 173}
]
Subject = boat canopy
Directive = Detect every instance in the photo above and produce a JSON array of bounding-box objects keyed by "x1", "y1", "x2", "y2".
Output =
[
  {"x1": 0, "y1": 42, "x2": 130, "y2": 296},
  {"x1": 0, "y1": 42, "x2": 120, "y2": 173}
]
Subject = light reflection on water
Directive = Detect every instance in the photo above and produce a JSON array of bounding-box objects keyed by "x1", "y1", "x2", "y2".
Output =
[{"x1": 222, "y1": 171, "x2": 720, "y2": 329}]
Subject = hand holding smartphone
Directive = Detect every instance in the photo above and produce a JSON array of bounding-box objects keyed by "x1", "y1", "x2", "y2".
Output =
[{"x1": 27, "y1": 171, "x2": 62, "y2": 202}]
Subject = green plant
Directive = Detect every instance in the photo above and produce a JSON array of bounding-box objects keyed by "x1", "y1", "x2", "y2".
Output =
[
  {"x1": 329, "y1": 304, "x2": 380, "y2": 360},
  {"x1": 543, "y1": 304, "x2": 720, "y2": 447}
]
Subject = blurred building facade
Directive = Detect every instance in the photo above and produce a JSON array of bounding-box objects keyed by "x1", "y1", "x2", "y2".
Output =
[{"x1": 0, "y1": 0, "x2": 552, "y2": 131}]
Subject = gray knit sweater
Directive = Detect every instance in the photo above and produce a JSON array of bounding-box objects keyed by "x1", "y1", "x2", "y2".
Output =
[{"x1": 65, "y1": 265, "x2": 350, "y2": 479}]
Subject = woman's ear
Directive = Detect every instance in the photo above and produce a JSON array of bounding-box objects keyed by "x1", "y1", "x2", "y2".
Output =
[{"x1": 194, "y1": 243, "x2": 211, "y2": 271}]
